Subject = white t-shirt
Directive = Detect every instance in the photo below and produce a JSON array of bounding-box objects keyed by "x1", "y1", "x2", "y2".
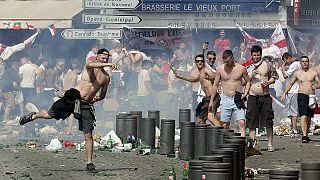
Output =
[
  {"x1": 262, "y1": 44, "x2": 281, "y2": 58},
  {"x1": 19, "y1": 63, "x2": 37, "y2": 88},
  {"x1": 168, "y1": 70, "x2": 178, "y2": 94},
  {"x1": 111, "y1": 52, "x2": 122, "y2": 72},
  {"x1": 137, "y1": 69, "x2": 151, "y2": 96},
  {"x1": 285, "y1": 60, "x2": 301, "y2": 94}
]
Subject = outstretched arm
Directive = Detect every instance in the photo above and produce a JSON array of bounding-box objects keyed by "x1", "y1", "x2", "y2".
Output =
[
  {"x1": 175, "y1": 73, "x2": 200, "y2": 83},
  {"x1": 85, "y1": 62, "x2": 118, "y2": 70}
]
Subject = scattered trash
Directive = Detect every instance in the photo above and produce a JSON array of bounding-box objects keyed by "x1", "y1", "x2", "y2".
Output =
[
  {"x1": 101, "y1": 130, "x2": 121, "y2": 146},
  {"x1": 26, "y1": 141, "x2": 37, "y2": 148},
  {"x1": 93, "y1": 132, "x2": 102, "y2": 143},
  {"x1": 64, "y1": 141, "x2": 76, "y2": 147},
  {"x1": 45, "y1": 138, "x2": 62, "y2": 151},
  {"x1": 245, "y1": 167, "x2": 258, "y2": 178},
  {"x1": 275, "y1": 124, "x2": 289, "y2": 136},
  {"x1": 39, "y1": 126, "x2": 58, "y2": 135},
  {"x1": 5, "y1": 171, "x2": 15, "y2": 174},
  {"x1": 60, "y1": 164, "x2": 65, "y2": 167}
]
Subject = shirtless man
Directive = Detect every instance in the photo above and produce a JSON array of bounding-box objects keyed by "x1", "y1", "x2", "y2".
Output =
[
  {"x1": 19, "y1": 49, "x2": 118, "y2": 172},
  {"x1": 281, "y1": 56, "x2": 319, "y2": 143},
  {"x1": 209, "y1": 50, "x2": 251, "y2": 136},
  {"x1": 175, "y1": 54, "x2": 221, "y2": 125},
  {"x1": 246, "y1": 45, "x2": 278, "y2": 152}
]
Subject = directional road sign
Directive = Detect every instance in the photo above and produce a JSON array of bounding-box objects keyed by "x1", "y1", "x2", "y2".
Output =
[
  {"x1": 82, "y1": 14, "x2": 142, "y2": 24},
  {"x1": 83, "y1": 0, "x2": 142, "y2": 9},
  {"x1": 61, "y1": 29, "x2": 121, "y2": 39}
]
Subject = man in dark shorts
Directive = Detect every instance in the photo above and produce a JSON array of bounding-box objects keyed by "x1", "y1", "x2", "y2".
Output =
[
  {"x1": 19, "y1": 49, "x2": 118, "y2": 172},
  {"x1": 282, "y1": 56, "x2": 319, "y2": 143},
  {"x1": 246, "y1": 45, "x2": 278, "y2": 152},
  {"x1": 175, "y1": 54, "x2": 221, "y2": 125}
]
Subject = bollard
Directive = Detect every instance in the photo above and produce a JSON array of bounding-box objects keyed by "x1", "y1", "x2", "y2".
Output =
[
  {"x1": 211, "y1": 149, "x2": 234, "y2": 180},
  {"x1": 123, "y1": 116, "x2": 137, "y2": 145},
  {"x1": 159, "y1": 119, "x2": 175, "y2": 155},
  {"x1": 130, "y1": 111, "x2": 142, "y2": 138},
  {"x1": 140, "y1": 117, "x2": 156, "y2": 149},
  {"x1": 180, "y1": 122, "x2": 195, "y2": 160},
  {"x1": 301, "y1": 161, "x2": 320, "y2": 180},
  {"x1": 179, "y1": 109, "x2": 191, "y2": 127},
  {"x1": 217, "y1": 129, "x2": 234, "y2": 145},
  {"x1": 269, "y1": 169, "x2": 299, "y2": 180},
  {"x1": 188, "y1": 160, "x2": 212, "y2": 180},
  {"x1": 115, "y1": 114, "x2": 126, "y2": 141},
  {"x1": 218, "y1": 144, "x2": 241, "y2": 180},
  {"x1": 148, "y1": 110, "x2": 160, "y2": 128},
  {"x1": 202, "y1": 163, "x2": 231, "y2": 180},
  {"x1": 224, "y1": 137, "x2": 246, "y2": 180},
  {"x1": 194, "y1": 124, "x2": 209, "y2": 159},
  {"x1": 199, "y1": 155, "x2": 223, "y2": 162},
  {"x1": 207, "y1": 126, "x2": 223, "y2": 154}
]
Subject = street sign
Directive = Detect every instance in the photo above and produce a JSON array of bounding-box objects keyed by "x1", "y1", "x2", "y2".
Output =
[
  {"x1": 61, "y1": 29, "x2": 121, "y2": 39},
  {"x1": 82, "y1": 14, "x2": 142, "y2": 24},
  {"x1": 83, "y1": 0, "x2": 142, "y2": 9}
]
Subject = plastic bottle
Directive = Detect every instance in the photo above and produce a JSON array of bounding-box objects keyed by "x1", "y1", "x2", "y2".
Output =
[{"x1": 107, "y1": 135, "x2": 115, "y2": 149}]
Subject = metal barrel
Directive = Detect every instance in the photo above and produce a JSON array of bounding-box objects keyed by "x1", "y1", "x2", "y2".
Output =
[
  {"x1": 217, "y1": 129, "x2": 234, "y2": 145},
  {"x1": 179, "y1": 122, "x2": 195, "y2": 160},
  {"x1": 218, "y1": 144, "x2": 241, "y2": 180},
  {"x1": 148, "y1": 110, "x2": 160, "y2": 128},
  {"x1": 130, "y1": 111, "x2": 142, "y2": 138},
  {"x1": 269, "y1": 169, "x2": 299, "y2": 180},
  {"x1": 194, "y1": 124, "x2": 209, "y2": 159},
  {"x1": 123, "y1": 116, "x2": 137, "y2": 146},
  {"x1": 207, "y1": 126, "x2": 223, "y2": 154},
  {"x1": 115, "y1": 114, "x2": 127, "y2": 141},
  {"x1": 179, "y1": 109, "x2": 191, "y2": 127},
  {"x1": 301, "y1": 161, "x2": 320, "y2": 180},
  {"x1": 140, "y1": 117, "x2": 156, "y2": 149},
  {"x1": 224, "y1": 137, "x2": 246, "y2": 180},
  {"x1": 202, "y1": 163, "x2": 231, "y2": 180},
  {"x1": 159, "y1": 119, "x2": 175, "y2": 155},
  {"x1": 188, "y1": 160, "x2": 213, "y2": 180},
  {"x1": 211, "y1": 149, "x2": 234, "y2": 180}
]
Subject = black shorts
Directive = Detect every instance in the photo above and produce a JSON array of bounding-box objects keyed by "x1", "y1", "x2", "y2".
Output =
[
  {"x1": 298, "y1": 93, "x2": 315, "y2": 118},
  {"x1": 246, "y1": 94, "x2": 274, "y2": 129},
  {"x1": 195, "y1": 94, "x2": 221, "y2": 120},
  {"x1": 76, "y1": 101, "x2": 95, "y2": 133},
  {"x1": 48, "y1": 98, "x2": 74, "y2": 120}
]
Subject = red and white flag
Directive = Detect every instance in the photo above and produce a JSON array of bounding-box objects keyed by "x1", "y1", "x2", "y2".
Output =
[
  {"x1": 234, "y1": 22, "x2": 256, "y2": 42},
  {"x1": 48, "y1": 24, "x2": 57, "y2": 36},
  {"x1": 26, "y1": 22, "x2": 34, "y2": 30},
  {"x1": 271, "y1": 23, "x2": 288, "y2": 54},
  {"x1": 12, "y1": 22, "x2": 21, "y2": 30}
]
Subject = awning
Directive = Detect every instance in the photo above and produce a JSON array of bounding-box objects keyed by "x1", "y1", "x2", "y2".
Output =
[{"x1": 0, "y1": 0, "x2": 83, "y2": 29}]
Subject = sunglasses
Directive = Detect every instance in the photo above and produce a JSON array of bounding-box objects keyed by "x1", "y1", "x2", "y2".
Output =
[
  {"x1": 208, "y1": 58, "x2": 216, "y2": 60},
  {"x1": 195, "y1": 60, "x2": 205, "y2": 63}
]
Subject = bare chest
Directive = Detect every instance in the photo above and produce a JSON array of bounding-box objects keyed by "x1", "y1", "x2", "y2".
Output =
[
  {"x1": 221, "y1": 68, "x2": 242, "y2": 81},
  {"x1": 297, "y1": 71, "x2": 315, "y2": 82}
]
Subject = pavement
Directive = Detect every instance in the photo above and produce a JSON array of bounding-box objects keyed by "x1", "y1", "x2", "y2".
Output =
[{"x1": 0, "y1": 131, "x2": 320, "y2": 179}]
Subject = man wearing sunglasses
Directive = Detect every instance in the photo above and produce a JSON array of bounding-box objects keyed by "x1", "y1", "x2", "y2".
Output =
[{"x1": 174, "y1": 54, "x2": 221, "y2": 126}]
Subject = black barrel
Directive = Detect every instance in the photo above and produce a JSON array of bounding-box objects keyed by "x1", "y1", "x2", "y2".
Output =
[
  {"x1": 217, "y1": 129, "x2": 234, "y2": 145},
  {"x1": 180, "y1": 122, "x2": 195, "y2": 160},
  {"x1": 148, "y1": 110, "x2": 160, "y2": 128},
  {"x1": 179, "y1": 109, "x2": 191, "y2": 126},
  {"x1": 207, "y1": 126, "x2": 223, "y2": 154},
  {"x1": 194, "y1": 124, "x2": 209, "y2": 159},
  {"x1": 269, "y1": 169, "x2": 299, "y2": 180},
  {"x1": 301, "y1": 161, "x2": 320, "y2": 180},
  {"x1": 218, "y1": 144, "x2": 241, "y2": 180},
  {"x1": 224, "y1": 137, "x2": 246, "y2": 180},
  {"x1": 159, "y1": 119, "x2": 175, "y2": 155},
  {"x1": 211, "y1": 149, "x2": 234, "y2": 180},
  {"x1": 123, "y1": 116, "x2": 137, "y2": 145},
  {"x1": 140, "y1": 117, "x2": 156, "y2": 149},
  {"x1": 202, "y1": 163, "x2": 231, "y2": 180},
  {"x1": 115, "y1": 114, "x2": 126, "y2": 141},
  {"x1": 188, "y1": 160, "x2": 212, "y2": 180},
  {"x1": 130, "y1": 111, "x2": 142, "y2": 138}
]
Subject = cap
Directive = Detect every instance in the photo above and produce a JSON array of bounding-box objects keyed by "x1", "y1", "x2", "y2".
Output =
[{"x1": 97, "y1": 48, "x2": 109, "y2": 55}]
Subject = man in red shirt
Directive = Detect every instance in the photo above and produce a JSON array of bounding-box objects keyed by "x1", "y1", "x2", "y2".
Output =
[{"x1": 214, "y1": 30, "x2": 231, "y2": 66}]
